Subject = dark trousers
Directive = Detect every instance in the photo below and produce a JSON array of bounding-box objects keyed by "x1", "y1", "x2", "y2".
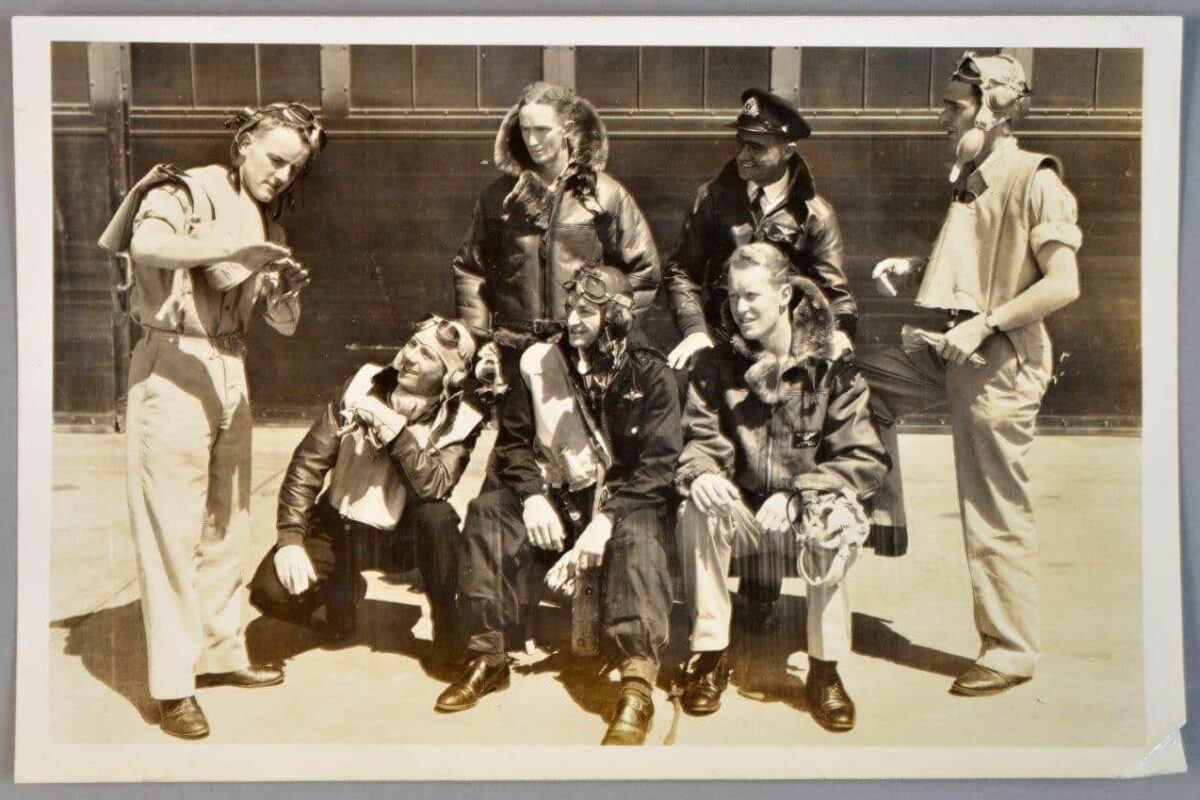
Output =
[
  {"x1": 458, "y1": 486, "x2": 672, "y2": 685},
  {"x1": 249, "y1": 499, "x2": 462, "y2": 649}
]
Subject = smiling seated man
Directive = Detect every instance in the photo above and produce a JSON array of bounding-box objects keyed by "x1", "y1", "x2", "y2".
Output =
[
  {"x1": 438, "y1": 266, "x2": 681, "y2": 746},
  {"x1": 674, "y1": 243, "x2": 889, "y2": 733},
  {"x1": 248, "y1": 316, "x2": 484, "y2": 667}
]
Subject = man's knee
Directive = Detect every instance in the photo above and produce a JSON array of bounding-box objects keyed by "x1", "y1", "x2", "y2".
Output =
[
  {"x1": 247, "y1": 547, "x2": 298, "y2": 618},
  {"x1": 404, "y1": 500, "x2": 460, "y2": 537}
]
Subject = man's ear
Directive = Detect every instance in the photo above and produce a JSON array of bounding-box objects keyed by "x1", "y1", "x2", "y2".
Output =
[
  {"x1": 234, "y1": 131, "x2": 253, "y2": 160},
  {"x1": 783, "y1": 140, "x2": 800, "y2": 159}
]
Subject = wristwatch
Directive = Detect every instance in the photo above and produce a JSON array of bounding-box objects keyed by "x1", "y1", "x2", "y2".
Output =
[{"x1": 984, "y1": 311, "x2": 1000, "y2": 333}]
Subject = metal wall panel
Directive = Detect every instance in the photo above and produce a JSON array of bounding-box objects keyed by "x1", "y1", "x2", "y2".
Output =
[
  {"x1": 192, "y1": 44, "x2": 257, "y2": 108},
  {"x1": 1033, "y1": 48, "x2": 1100, "y2": 109},
  {"x1": 259, "y1": 44, "x2": 323, "y2": 108},
  {"x1": 639, "y1": 47, "x2": 705, "y2": 109},
  {"x1": 576, "y1": 47, "x2": 639, "y2": 109},
  {"x1": 51, "y1": 42, "x2": 90, "y2": 105},
  {"x1": 129, "y1": 43, "x2": 193, "y2": 107},
  {"x1": 413, "y1": 46, "x2": 477, "y2": 109},
  {"x1": 479, "y1": 46, "x2": 542, "y2": 108},
  {"x1": 350, "y1": 45, "x2": 414, "y2": 109},
  {"x1": 704, "y1": 47, "x2": 771, "y2": 109},
  {"x1": 865, "y1": 48, "x2": 933, "y2": 109},
  {"x1": 800, "y1": 47, "x2": 865, "y2": 109},
  {"x1": 1097, "y1": 48, "x2": 1143, "y2": 109}
]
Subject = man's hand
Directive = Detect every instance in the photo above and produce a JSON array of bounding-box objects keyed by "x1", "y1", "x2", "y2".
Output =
[
  {"x1": 274, "y1": 257, "x2": 311, "y2": 296},
  {"x1": 273, "y1": 544, "x2": 317, "y2": 596},
  {"x1": 831, "y1": 330, "x2": 854, "y2": 361},
  {"x1": 754, "y1": 491, "x2": 794, "y2": 547},
  {"x1": 229, "y1": 241, "x2": 292, "y2": 272},
  {"x1": 939, "y1": 314, "x2": 991, "y2": 366},
  {"x1": 522, "y1": 494, "x2": 566, "y2": 551},
  {"x1": 871, "y1": 257, "x2": 919, "y2": 297},
  {"x1": 574, "y1": 515, "x2": 614, "y2": 570},
  {"x1": 689, "y1": 472, "x2": 742, "y2": 516},
  {"x1": 667, "y1": 331, "x2": 715, "y2": 370},
  {"x1": 351, "y1": 395, "x2": 407, "y2": 447}
]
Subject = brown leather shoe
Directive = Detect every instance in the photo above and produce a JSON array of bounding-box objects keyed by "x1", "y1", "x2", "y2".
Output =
[
  {"x1": 435, "y1": 656, "x2": 510, "y2": 712},
  {"x1": 602, "y1": 690, "x2": 655, "y2": 745},
  {"x1": 159, "y1": 696, "x2": 210, "y2": 740},
  {"x1": 197, "y1": 665, "x2": 284, "y2": 689},
  {"x1": 805, "y1": 659, "x2": 855, "y2": 732},
  {"x1": 681, "y1": 650, "x2": 730, "y2": 716},
  {"x1": 950, "y1": 664, "x2": 1031, "y2": 697}
]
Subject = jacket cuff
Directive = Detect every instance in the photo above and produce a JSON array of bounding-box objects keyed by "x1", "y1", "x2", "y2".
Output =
[
  {"x1": 674, "y1": 460, "x2": 722, "y2": 495},
  {"x1": 679, "y1": 315, "x2": 710, "y2": 338},
  {"x1": 793, "y1": 473, "x2": 854, "y2": 498},
  {"x1": 277, "y1": 527, "x2": 306, "y2": 549}
]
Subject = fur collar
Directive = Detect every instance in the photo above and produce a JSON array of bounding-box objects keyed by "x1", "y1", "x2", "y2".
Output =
[
  {"x1": 725, "y1": 277, "x2": 835, "y2": 404},
  {"x1": 716, "y1": 152, "x2": 818, "y2": 205},
  {"x1": 493, "y1": 93, "x2": 609, "y2": 229}
]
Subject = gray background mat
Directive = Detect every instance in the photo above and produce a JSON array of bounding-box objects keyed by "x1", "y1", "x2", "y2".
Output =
[{"x1": 1, "y1": 0, "x2": 1196, "y2": 796}]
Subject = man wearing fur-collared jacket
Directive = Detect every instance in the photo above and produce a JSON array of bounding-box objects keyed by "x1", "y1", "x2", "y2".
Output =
[
  {"x1": 452, "y1": 81, "x2": 659, "y2": 353},
  {"x1": 674, "y1": 244, "x2": 888, "y2": 733},
  {"x1": 248, "y1": 316, "x2": 484, "y2": 665}
]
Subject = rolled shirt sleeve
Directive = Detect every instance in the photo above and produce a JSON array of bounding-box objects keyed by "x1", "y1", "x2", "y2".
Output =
[
  {"x1": 132, "y1": 184, "x2": 193, "y2": 235},
  {"x1": 1028, "y1": 167, "x2": 1083, "y2": 254}
]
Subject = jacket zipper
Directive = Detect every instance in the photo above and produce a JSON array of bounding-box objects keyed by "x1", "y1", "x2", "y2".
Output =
[{"x1": 764, "y1": 401, "x2": 774, "y2": 495}]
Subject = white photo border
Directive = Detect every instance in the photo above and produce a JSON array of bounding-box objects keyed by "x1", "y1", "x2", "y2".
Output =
[{"x1": 12, "y1": 14, "x2": 1185, "y2": 782}]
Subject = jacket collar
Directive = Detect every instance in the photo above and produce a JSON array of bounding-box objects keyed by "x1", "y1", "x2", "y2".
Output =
[
  {"x1": 725, "y1": 278, "x2": 835, "y2": 405},
  {"x1": 717, "y1": 152, "x2": 817, "y2": 208}
]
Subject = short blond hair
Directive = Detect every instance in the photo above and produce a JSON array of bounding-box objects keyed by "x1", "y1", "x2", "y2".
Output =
[{"x1": 726, "y1": 242, "x2": 790, "y2": 287}]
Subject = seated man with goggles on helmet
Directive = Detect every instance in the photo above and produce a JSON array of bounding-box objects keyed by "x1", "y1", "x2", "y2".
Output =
[
  {"x1": 439, "y1": 265, "x2": 681, "y2": 746},
  {"x1": 249, "y1": 315, "x2": 487, "y2": 666}
]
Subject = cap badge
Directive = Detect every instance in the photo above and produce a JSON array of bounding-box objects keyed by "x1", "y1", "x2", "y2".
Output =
[{"x1": 742, "y1": 96, "x2": 761, "y2": 117}]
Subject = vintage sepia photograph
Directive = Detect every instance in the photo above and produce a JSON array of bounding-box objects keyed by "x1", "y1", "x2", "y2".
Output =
[{"x1": 12, "y1": 15, "x2": 1186, "y2": 782}]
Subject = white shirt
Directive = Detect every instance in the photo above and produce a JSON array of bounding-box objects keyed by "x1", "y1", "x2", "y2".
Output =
[{"x1": 746, "y1": 170, "x2": 791, "y2": 215}]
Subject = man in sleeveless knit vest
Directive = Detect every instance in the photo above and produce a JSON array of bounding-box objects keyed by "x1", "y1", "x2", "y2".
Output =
[{"x1": 858, "y1": 52, "x2": 1083, "y2": 697}]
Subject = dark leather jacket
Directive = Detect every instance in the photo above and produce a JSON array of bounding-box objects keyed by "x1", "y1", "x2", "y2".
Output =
[
  {"x1": 664, "y1": 155, "x2": 856, "y2": 340},
  {"x1": 676, "y1": 280, "x2": 886, "y2": 502},
  {"x1": 275, "y1": 365, "x2": 485, "y2": 548},
  {"x1": 495, "y1": 335, "x2": 682, "y2": 527},
  {"x1": 453, "y1": 95, "x2": 659, "y2": 340}
]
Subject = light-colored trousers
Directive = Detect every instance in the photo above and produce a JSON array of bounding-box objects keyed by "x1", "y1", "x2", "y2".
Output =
[
  {"x1": 855, "y1": 333, "x2": 1052, "y2": 677},
  {"x1": 676, "y1": 498, "x2": 856, "y2": 661},
  {"x1": 125, "y1": 331, "x2": 253, "y2": 700}
]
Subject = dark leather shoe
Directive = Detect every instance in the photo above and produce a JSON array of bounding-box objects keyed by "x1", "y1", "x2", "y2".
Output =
[
  {"x1": 159, "y1": 696, "x2": 209, "y2": 740},
  {"x1": 196, "y1": 665, "x2": 284, "y2": 689},
  {"x1": 950, "y1": 664, "x2": 1031, "y2": 697},
  {"x1": 602, "y1": 690, "x2": 655, "y2": 745},
  {"x1": 681, "y1": 650, "x2": 730, "y2": 716},
  {"x1": 806, "y1": 660, "x2": 855, "y2": 732},
  {"x1": 435, "y1": 656, "x2": 510, "y2": 712}
]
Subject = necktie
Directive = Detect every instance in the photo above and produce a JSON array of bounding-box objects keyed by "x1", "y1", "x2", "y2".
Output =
[{"x1": 750, "y1": 186, "x2": 766, "y2": 224}]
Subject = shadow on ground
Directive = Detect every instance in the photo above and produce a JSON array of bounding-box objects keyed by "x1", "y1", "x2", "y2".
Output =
[
  {"x1": 51, "y1": 583, "x2": 974, "y2": 727},
  {"x1": 52, "y1": 601, "x2": 158, "y2": 725}
]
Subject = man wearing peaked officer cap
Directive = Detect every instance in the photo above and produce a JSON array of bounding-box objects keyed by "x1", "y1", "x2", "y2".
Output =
[
  {"x1": 728, "y1": 87, "x2": 813, "y2": 139},
  {"x1": 662, "y1": 87, "x2": 861, "y2": 632}
]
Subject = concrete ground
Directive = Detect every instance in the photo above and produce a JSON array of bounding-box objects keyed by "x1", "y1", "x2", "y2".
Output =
[{"x1": 48, "y1": 426, "x2": 1143, "y2": 747}]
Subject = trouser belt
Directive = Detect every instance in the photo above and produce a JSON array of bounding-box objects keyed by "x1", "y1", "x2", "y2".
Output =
[{"x1": 142, "y1": 326, "x2": 247, "y2": 358}]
